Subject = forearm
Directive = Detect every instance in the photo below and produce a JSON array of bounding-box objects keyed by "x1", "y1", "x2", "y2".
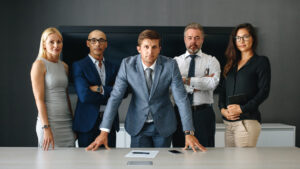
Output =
[
  {"x1": 36, "y1": 99, "x2": 50, "y2": 125},
  {"x1": 75, "y1": 84, "x2": 105, "y2": 103},
  {"x1": 172, "y1": 62, "x2": 194, "y2": 131},
  {"x1": 189, "y1": 75, "x2": 220, "y2": 91}
]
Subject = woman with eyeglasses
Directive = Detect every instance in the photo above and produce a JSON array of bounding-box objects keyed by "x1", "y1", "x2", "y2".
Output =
[
  {"x1": 218, "y1": 23, "x2": 271, "y2": 147},
  {"x1": 31, "y1": 27, "x2": 75, "y2": 150}
]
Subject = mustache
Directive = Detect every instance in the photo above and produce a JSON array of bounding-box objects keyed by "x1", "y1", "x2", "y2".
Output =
[
  {"x1": 188, "y1": 44, "x2": 199, "y2": 48},
  {"x1": 93, "y1": 47, "x2": 103, "y2": 50}
]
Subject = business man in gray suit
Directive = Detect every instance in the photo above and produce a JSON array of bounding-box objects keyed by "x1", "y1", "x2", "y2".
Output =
[{"x1": 86, "y1": 30, "x2": 206, "y2": 152}]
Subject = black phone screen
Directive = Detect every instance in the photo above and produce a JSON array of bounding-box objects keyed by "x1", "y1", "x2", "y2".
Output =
[{"x1": 168, "y1": 150, "x2": 182, "y2": 154}]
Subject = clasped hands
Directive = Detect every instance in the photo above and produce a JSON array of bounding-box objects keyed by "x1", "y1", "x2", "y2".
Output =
[
  {"x1": 86, "y1": 131, "x2": 207, "y2": 152},
  {"x1": 221, "y1": 104, "x2": 242, "y2": 121}
]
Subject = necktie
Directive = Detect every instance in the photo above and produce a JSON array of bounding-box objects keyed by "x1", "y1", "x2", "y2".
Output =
[
  {"x1": 145, "y1": 68, "x2": 153, "y2": 93},
  {"x1": 98, "y1": 60, "x2": 102, "y2": 68},
  {"x1": 187, "y1": 55, "x2": 196, "y2": 104},
  {"x1": 145, "y1": 68, "x2": 153, "y2": 121}
]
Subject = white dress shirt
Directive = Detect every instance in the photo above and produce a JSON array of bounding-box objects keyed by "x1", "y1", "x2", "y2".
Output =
[
  {"x1": 88, "y1": 54, "x2": 106, "y2": 112},
  {"x1": 141, "y1": 60, "x2": 156, "y2": 80},
  {"x1": 174, "y1": 50, "x2": 221, "y2": 105}
]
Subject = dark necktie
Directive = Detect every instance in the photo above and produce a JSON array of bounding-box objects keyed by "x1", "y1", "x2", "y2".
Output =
[
  {"x1": 145, "y1": 68, "x2": 153, "y2": 121},
  {"x1": 145, "y1": 68, "x2": 153, "y2": 93},
  {"x1": 187, "y1": 55, "x2": 196, "y2": 104}
]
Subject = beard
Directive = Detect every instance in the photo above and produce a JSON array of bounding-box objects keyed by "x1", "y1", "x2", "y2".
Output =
[
  {"x1": 186, "y1": 42, "x2": 201, "y2": 54},
  {"x1": 187, "y1": 47, "x2": 200, "y2": 55}
]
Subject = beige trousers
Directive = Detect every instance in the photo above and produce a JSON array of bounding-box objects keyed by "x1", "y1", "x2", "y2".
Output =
[{"x1": 223, "y1": 120, "x2": 261, "y2": 147}]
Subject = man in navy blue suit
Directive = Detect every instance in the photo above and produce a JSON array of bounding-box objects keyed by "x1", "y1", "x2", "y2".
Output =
[{"x1": 72, "y1": 30, "x2": 119, "y2": 147}]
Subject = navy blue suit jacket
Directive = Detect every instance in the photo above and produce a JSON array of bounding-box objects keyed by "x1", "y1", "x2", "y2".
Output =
[{"x1": 72, "y1": 56, "x2": 119, "y2": 133}]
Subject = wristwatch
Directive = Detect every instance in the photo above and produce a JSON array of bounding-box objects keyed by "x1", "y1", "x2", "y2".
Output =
[
  {"x1": 97, "y1": 86, "x2": 101, "y2": 93},
  {"x1": 42, "y1": 124, "x2": 50, "y2": 129},
  {"x1": 184, "y1": 130, "x2": 194, "y2": 136},
  {"x1": 185, "y1": 77, "x2": 190, "y2": 85}
]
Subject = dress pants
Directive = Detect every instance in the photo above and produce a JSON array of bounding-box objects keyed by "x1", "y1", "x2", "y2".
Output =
[
  {"x1": 172, "y1": 105, "x2": 216, "y2": 147},
  {"x1": 77, "y1": 115, "x2": 116, "y2": 147},
  {"x1": 223, "y1": 120, "x2": 261, "y2": 147},
  {"x1": 131, "y1": 122, "x2": 172, "y2": 148}
]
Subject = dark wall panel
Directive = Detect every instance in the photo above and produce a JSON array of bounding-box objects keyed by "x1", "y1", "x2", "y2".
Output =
[{"x1": 1, "y1": 0, "x2": 299, "y2": 147}]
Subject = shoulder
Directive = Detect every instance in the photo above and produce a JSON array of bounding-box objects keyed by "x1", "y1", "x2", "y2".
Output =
[
  {"x1": 122, "y1": 54, "x2": 139, "y2": 65},
  {"x1": 61, "y1": 61, "x2": 69, "y2": 72},
  {"x1": 255, "y1": 55, "x2": 270, "y2": 66},
  {"x1": 202, "y1": 52, "x2": 218, "y2": 61},
  {"x1": 159, "y1": 55, "x2": 175, "y2": 63},
  {"x1": 31, "y1": 58, "x2": 46, "y2": 76},
  {"x1": 256, "y1": 55, "x2": 269, "y2": 62},
  {"x1": 173, "y1": 53, "x2": 185, "y2": 61},
  {"x1": 73, "y1": 56, "x2": 89, "y2": 66},
  {"x1": 158, "y1": 55, "x2": 178, "y2": 69},
  {"x1": 201, "y1": 52, "x2": 220, "y2": 67},
  {"x1": 32, "y1": 58, "x2": 46, "y2": 71},
  {"x1": 105, "y1": 60, "x2": 119, "y2": 69}
]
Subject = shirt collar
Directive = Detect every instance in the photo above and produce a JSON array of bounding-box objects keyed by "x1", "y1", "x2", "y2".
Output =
[
  {"x1": 141, "y1": 59, "x2": 156, "y2": 71},
  {"x1": 184, "y1": 49, "x2": 203, "y2": 59},
  {"x1": 88, "y1": 54, "x2": 105, "y2": 64}
]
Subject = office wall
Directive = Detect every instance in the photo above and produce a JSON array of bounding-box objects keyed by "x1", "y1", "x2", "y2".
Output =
[{"x1": 1, "y1": 0, "x2": 299, "y2": 147}]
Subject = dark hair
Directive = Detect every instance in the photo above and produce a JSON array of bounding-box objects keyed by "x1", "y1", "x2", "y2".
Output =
[
  {"x1": 137, "y1": 29, "x2": 161, "y2": 46},
  {"x1": 223, "y1": 23, "x2": 258, "y2": 77}
]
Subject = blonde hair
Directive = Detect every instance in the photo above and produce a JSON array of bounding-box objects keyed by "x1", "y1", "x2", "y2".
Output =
[{"x1": 38, "y1": 27, "x2": 63, "y2": 58}]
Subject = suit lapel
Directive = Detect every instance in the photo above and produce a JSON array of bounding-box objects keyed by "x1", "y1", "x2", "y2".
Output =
[
  {"x1": 86, "y1": 56, "x2": 102, "y2": 85},
  {"x1": 149, "y1": 56, "x2": 162, "y2": 99},
  {"x1": 137, "y1": 55, "x2": 150, "y2": 98},
  {"x1": 104, "y1": 61, "x2": 111, "y2": 85}
]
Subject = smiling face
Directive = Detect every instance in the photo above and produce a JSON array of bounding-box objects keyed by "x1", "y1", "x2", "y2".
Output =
[
  {"x1": 44, "y1": 33, "x2": 63, "y2": 59},
  {"x1": 87, "y1": 30, "x2": 107, "y2": 60},
  {"x1": 184, "y1": 28, "x2": 204, "y2": 55},
  {"x1": 235, "y1": 28, "x2": 253, "y2": 53},
  {"x1": 137, "y1": 38, "x2": 161, "y2": 67}
]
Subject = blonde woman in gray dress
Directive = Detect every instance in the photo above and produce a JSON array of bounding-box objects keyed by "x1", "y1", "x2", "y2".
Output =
[{"x1": 31, "y1": 27, "x2": 75, "y2": 150}]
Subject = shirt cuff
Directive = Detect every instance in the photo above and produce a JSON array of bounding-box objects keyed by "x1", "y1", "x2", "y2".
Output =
[
  {"x1": 190, "y1": 77, "x2": 196, "y2": 88},
  {"x1": 100, "y1": 86, "x2": 105, "y2": 95},
  {"x1": 100, "y1": 128, "x2": 110, "y2": 133},
  {"x1": 185, "y1": 85, "x2": 194, "y2": 93}
]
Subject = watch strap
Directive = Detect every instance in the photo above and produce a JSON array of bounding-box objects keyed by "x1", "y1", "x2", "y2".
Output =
[
  {"x1": 184, "y1": 130, "x2": 194, "y2": 135},
  {"x1": 42, "y1": 125, "x2": 50, "y2": 129}
]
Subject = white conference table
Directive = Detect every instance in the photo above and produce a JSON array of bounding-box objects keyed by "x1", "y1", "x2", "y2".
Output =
[{"x1": 0, "y1": 147, "x2": 299, "y2": 169}]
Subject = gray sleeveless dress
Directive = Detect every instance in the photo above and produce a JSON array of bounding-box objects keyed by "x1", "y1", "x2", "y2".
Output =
[{"x1": 36, "y1": 57, "x2": 75, "y2": 147}]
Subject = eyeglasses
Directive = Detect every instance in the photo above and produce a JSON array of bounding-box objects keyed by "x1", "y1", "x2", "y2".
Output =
[
  {"x1": 185, "y1": 36, "x2": 202, "y2": 41},
  {"x1": 88, "y1": 38, "x2": 107, "y2": 44},
  {"x1": 235, "y1": 35, "x2": 251, "y2": 42}
]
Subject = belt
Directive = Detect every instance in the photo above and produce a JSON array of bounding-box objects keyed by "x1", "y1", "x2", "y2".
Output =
[{"x1": 191, "y1": 104, "x2": 211, "y2": 111}]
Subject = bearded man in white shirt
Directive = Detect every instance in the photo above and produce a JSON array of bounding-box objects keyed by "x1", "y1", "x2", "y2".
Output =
[{"x1": 172, "y1": 23, "x2": 221, "y2": 147}]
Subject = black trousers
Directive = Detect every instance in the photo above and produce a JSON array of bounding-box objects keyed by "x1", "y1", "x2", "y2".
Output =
[
  {"x1": 172, "y1": 105, "x2": 216, "y2": 147},
  {"x1": 77, "y1": 115, "x2": 116, "y2": 148}
]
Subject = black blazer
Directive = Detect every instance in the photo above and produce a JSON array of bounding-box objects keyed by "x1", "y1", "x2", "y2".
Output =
[{"x1": 218, "y1": 54, "x2": 271, "y2": 122}]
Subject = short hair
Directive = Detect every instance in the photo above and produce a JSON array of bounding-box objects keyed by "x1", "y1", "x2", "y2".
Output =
[
  {"x1": 137, "y1": 29, "x2": 161, "y2": 46},
  {"x1": 38, "y1": 27, "x2": 63, "y2": 58},
  {"x1": 184, "y1": 22, "x2": 205, "y2": 36}
]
